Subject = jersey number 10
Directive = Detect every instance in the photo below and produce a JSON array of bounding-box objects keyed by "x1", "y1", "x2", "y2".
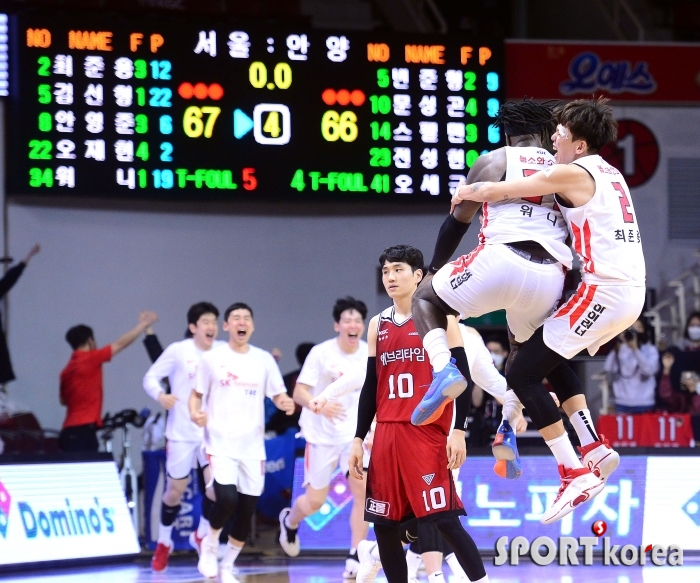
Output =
[{"x1": 388, "y1": 373, "x2": 414, "y2": 399}]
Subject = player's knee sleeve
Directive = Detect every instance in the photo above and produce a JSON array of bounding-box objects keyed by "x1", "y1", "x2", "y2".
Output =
[
  {"x1": 432, "y1": 516, "x2": 485, "y2": 582},
  {"x1": 201, "y1": 494, "x2": 215, "y2": 520},
  {"x1": 374, "y1": 523, "x2": 409, "y2": 582},
  {"x1": 416, "y1": 519, "x2": 443, "y2": 554},
  {"x1": 399, "y1": 518, "x2": 418, "y2": 546},
  {"x1": 545, "y1": 362, "x2": 584, "y2": 404},
  {"x1": 228, "y1": 494, "x2": 258, "y2": 542},
  {"x1": 210, "y1": 481, "x2": 238, "y2": 529},
  {"x1": 160, "y1": 503, "x2": 181, "y2": 527}
]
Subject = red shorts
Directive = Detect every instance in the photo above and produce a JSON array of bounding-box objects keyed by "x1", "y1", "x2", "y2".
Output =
[{"x1": 365, "y1": 422, "x2": 464, "y2": 524}]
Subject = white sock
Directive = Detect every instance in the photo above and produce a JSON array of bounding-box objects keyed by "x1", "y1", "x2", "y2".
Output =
[
  {"x1": 428, "y1": 572, "x2": 446, "y2": 583},
  {"x1": 370, "y1": 542, "x2": 381, "y2": 562},
  {"x1": 349, "y1": 547, "x2": 357, "y2": 557},
  {"x1": 445, "y1": 552, "x2": 467, "y2": 577},
  {"x1": 221, "y1": 541, "x2": 243, "y2": 568},
  {"x1": 206, "y1": 526, "x2": 223, "y2": 544},
  {"x1": 423, "y1": 328, "x2": 451, "y2": 372},
  {"x1": 502, "y1": 390, "x2": 524, "y2": 425},
  {"x1": 545, "y1": 433, "x2": 583, "y2": 469},
  {"x1": 472, "y1": 575, "x2": 490, "y2": 583},
  {"x1": 569, "y1": 408, "x2": 599, "y2": 446},
  {"x1": 197, "y1": 516, "x2": 210, "y2": 538},
  {"x1": 405, "y1": 548, "x2": 422, "y2": 577},
  {"x1": 157, "y1": 523, "x2": 173, "y2": 546}
]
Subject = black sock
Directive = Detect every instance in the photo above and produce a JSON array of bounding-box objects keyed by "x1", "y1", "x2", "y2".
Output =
[
  {"x1": 375, "y1": 523, "x2": 408, "y2": 583},
  {"x1": 160, "y1": 503, "x2": 181, "y2": 527}
]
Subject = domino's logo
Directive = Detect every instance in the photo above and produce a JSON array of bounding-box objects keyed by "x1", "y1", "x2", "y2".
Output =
[{"x1": 0, "y1": 480, "x2": 11, "y2": 538}]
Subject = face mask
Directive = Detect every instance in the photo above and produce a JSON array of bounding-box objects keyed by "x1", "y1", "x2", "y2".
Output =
[
  {"x1": 490, "y1": 352, "x2": 505, "y2": 368},
  {"x1": 688, "y1": 326, "x2": 700, "y2": 341}
]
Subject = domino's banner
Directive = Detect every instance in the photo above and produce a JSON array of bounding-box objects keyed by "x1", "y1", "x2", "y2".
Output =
[
  {"x1": 291, "y1": 456, "x2": 700, "y2": 551},
  {"x1": 0, "y1": 461, "x2": 140, "y2": 566}
]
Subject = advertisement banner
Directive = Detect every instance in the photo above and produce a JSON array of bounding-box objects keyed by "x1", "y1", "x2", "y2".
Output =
[
  {"x1": 597, "y1": 413, "x2": 695, "y2": 447},
  {"x1": 506, "y1": 41, "x2": 700, "y2": 103},
  {"x1": 0, "y1": 461, "x2": 139, "y2": 565},
  {"x1": 290, "y1": 456, "x2": 648, "y2": 551}
]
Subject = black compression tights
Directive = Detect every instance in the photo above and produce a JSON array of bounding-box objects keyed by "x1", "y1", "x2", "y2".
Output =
[
  {"x1": 374, "y1": 523, "x2": 408, "y2": 583},
  {"x1": 433, "y1": 516, "x2": 486, "y2": 581}
]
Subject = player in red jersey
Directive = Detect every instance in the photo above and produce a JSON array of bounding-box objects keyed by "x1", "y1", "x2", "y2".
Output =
[{"x1": 339, "y1": 245, "x2": 490, "y2": 583}]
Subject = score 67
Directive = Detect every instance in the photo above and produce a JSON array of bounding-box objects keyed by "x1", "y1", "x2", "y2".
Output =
[{"x1": 183, "y1": 106, "x2": 221, "y2": 138}]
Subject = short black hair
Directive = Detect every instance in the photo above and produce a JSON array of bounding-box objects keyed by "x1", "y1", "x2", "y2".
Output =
[
  {"x1": 224, "y1": 302, "x2": 253, "y2": 321},
  {"x1": 295, "y1": 342, "x2": 315, "y2": 366},
  {"x1": 484, "y1": 335, "x2": 508, "y2": 352},
  {"x1": 379, "y1": 244, "x2": 424, "y2": 273},
  {"x1": 65, "y1": 325, "x2": 94, "y2": 350},
  {"x1": 494, "y1": 98, "x2": 559, "y2": 151},
  {"x1": 187, "y1": 302, "x2": 219, "y2": 326},
  {"x1": 332, "y1": 296, "x2": 367, "y2": 323},
  {"x1": 555, "y1": 97, "x2": 618, "y2": 153}
]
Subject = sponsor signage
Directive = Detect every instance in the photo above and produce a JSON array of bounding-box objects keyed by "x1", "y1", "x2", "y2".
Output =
[
  {"x1": 0, "y1": 461, "x2": 140, "y2": 566},
  {"x1": 506, "y1": 41, "x2": 700, "y2": 103},
  {"x1": 292, "y1": 455, "x2": 700, "y2": 552}
]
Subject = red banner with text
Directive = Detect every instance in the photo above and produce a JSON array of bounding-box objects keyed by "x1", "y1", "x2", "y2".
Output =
[
  {"x1": 597, "y1": 413, "x2": 695, "y2": 448},
  {"x1": 506, "y1": 41, "x2": 700, "y2": 103}
]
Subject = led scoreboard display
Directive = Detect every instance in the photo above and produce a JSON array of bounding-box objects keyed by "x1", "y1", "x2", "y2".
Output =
[{"x1": 7, "y1": 9, "x2": 504, "y2": 203}]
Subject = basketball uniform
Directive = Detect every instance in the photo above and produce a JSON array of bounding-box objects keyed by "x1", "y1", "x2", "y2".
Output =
[
  {"x1": 432, "y1": 146, "x2": 571, "y2": 343},
  {"x1": 543, "y1": 154, "x2": 646, "y2": 359},
  {"x1": 365, "y1": 307, "x2": 464, "y2": 524}
]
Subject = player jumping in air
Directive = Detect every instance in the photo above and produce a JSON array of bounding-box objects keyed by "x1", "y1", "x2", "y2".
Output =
[{"x1": 451, "y1": 98, "x2": 642, "y2": 523}]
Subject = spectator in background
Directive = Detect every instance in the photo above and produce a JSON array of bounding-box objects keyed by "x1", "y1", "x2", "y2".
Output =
[
  {"x1": 604, "y1": 318, "x2": 659, "y2": 414},
  {"x1": 658, "y1": 312, "x2": 700, "y2": 414},
  {"x1": 0, "y1": 244, "x2": 40, "y2": 385},
  {"x1": 59, "y1": 310, "x2": 158, "y2": 453},
  {"x1": 265, "y1": 342, "x2": 314, "y2": 436}
]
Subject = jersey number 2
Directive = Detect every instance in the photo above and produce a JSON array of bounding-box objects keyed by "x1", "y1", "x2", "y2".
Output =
[
  {"x1": 613, "y1": 182, "x2": 635, "y2": 223},
  {"x1": 388, "y1": 373, "x2": 414, "y2": 399}
]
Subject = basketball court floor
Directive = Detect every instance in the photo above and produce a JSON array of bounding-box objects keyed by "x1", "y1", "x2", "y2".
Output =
[{"x1": 3, "y1": 556, "x2": 699, "y2": 583}]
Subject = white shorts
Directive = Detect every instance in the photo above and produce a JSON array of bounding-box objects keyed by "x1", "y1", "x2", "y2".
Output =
[
  {"x1": 432, "y1": 243, "x2": 566, "y2": 343},
  {"x1": 166, "y1": 440, "x2": 208, "y2": 480},
  {"x1": 208, "y1": 455, "x2": 265, "y2": 496},
  {"x1": 303, "y1": 442, "x2": 371, "y2": 490},
  {"x1": 543, "y1": 282, "x2": 646, "y2": 360}
]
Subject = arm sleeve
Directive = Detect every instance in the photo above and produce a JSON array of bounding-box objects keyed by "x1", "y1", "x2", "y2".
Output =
[
  {"x1": 428, "y1": 214, "x2": 471, "y2": 274},
  {"x1": 143, "y1": 343, "x2": 177, "y2": 401},
  {"x1": 264, "y1": 353, "x2": 287, "y2": 399},
  {"x1": 354, "y1": 357, "x2": 377, "y2": 440},
  {"x1": 319, "y1": 362, "x2": 367, "y2": 401},
  {"x1": 0, "y1": 263, "x2": 26, "y2": 299},
  {"x1": 143, "y1": 334, "x2": 164, "y2": 363},
  {"x1": 451, "y1": 348, "x2": 472, "y2": 430}
]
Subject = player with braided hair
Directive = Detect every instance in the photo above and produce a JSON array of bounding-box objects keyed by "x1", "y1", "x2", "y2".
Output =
[{"x1": 410, "y1": 99, "x2": 609, "y2": 524}]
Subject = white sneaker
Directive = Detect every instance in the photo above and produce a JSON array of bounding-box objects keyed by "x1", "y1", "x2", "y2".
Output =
[
  {"x1": 540, "y1": 465, "x2": 605, "y2": 524},
  {"x1": 197, "y1": 534, "x2": 219, "y2": 579},
  {"x1": 188, "y1": 531, "x2": 203, "y2": 556},
  {"x1": 356, "y1": 540, "x2": 381, "y2": 583},
  {"x1": 343, "y1": 554, "x2": 360, "y2": 579},
  {"x1": 278, "y1": 508, "x2": 300, "y2": 557},
  {"x1": 578, "y1": 434, "x2": 620, "y2": 481},
  {"x1": 219, "y1": 564, "x2": 240, "y2": 583}
]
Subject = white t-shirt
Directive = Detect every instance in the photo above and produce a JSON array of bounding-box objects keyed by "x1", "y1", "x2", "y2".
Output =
[
  {"x1": 143, "y1": 338, "x2": 225, "y2": 442},
  {"x1": 298, "y1": 337, "x2": 368, "y2": 446},
  {"x1": 197, "y1": 343, "x2": 286, "y2": 460}
]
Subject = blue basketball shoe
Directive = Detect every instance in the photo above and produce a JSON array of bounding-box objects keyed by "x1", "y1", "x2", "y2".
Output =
[
  {"x1": 411, "y1": 359, "x2": 468, "y2": 426},
  {"x1": 492, "y1": 419, "x2": 522, "y2": 479}
]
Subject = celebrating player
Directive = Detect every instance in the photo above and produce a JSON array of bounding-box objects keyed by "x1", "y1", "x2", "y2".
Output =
[
  {"x1": 411, "y1": 100, "x2": 574, "y2": 485},
  {"x1": 143, "y1": 302, "x2": 222, "y2": 572},
  {"x1": 279, "y1": 297, "x2": 369, "y2": 578},
  {"x1": 452, "y1": 97, "x2": 643, "y2": 522},
  {"x1": 190, "y1": 303, "x2": 294, "y2": 583}
]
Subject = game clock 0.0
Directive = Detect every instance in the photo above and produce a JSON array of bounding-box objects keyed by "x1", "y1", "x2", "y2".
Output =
[{"x1": 8, "y1": 8, "x2": 504, "y2": 203}]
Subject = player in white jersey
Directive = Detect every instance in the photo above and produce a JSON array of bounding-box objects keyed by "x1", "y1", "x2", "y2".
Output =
[
  {"x1": 278, "y1": 297, "x2": 369, "y2": 578},
  {"x1": 453, "y1": 97, "x2": 644, "y2": 523},
  {"x1": 410, "y1": 101, "x2": 570, "y2": 446},
  {"x1": 143, "y1": 302, "x2": 223, "y2": 572},
  {"x1": 190, "y1": 303, "x2": 294, "y2": 583}
]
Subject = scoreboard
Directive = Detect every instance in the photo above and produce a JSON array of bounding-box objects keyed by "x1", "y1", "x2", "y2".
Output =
[{"x1": 6, "y1": 9, "x2": 504, "y2": 203}]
